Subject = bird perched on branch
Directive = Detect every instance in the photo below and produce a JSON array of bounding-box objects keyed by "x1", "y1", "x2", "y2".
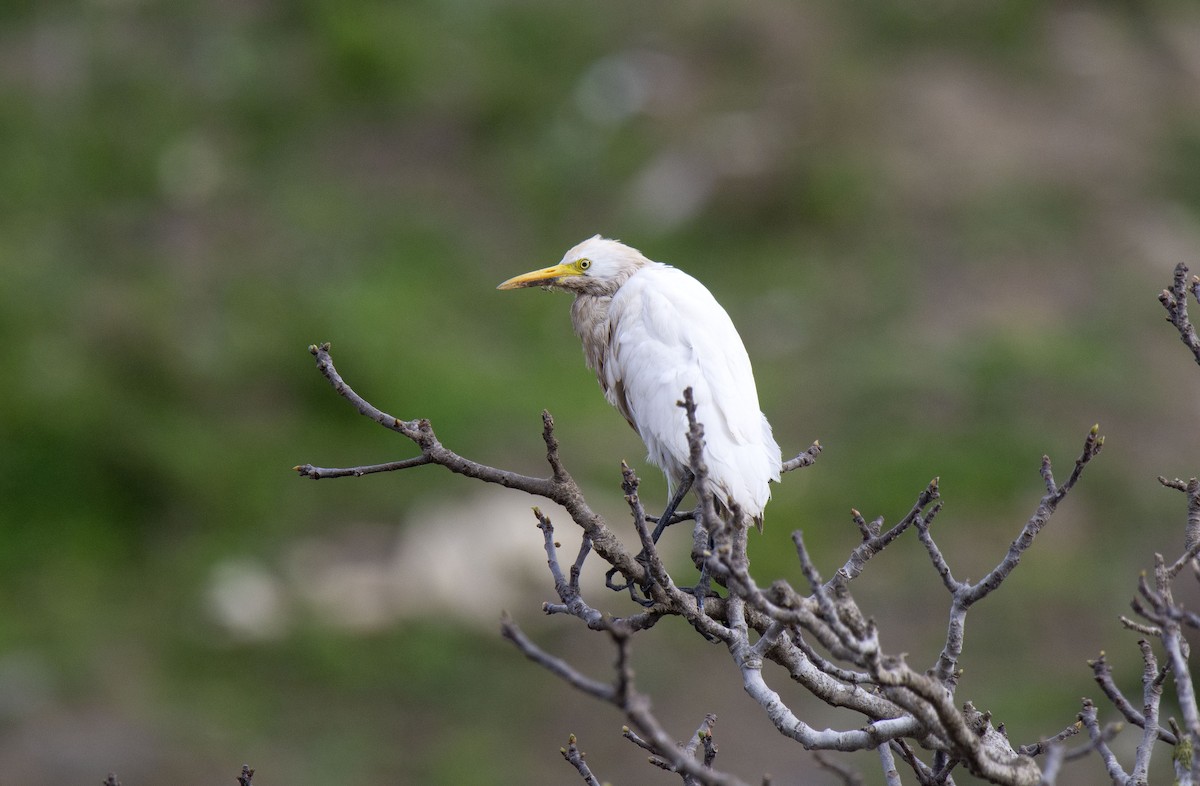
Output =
[{"x1": 498, "y1": 236, "x2": 782, "y2": 531}]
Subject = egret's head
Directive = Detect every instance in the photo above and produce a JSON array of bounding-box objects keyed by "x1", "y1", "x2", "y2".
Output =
[{"x1": 497, "y1": 235, "x2": 649, "y2": 296}]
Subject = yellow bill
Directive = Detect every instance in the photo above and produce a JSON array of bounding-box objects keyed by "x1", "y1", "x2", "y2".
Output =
[{"x1": 497, "y1": 263, "x2": 576, "y2": 290}]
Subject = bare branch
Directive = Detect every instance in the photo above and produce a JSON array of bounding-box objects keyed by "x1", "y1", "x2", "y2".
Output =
[
  {"x1": 1038, "y1": 744, "x2": 1066, "y2": 786},
  {"x1": 621, "y1": 462, "x2": 673, "y2": 593},
  {"x1": 848, "y1": 508, "x2": 876, "y2": 540},
  {"x1": 971, "y1": 430, "x2": 1102, "y2": 603},
  {"x1": 686, "y1": 714, "x2": 718, "y2": 757},
  {"x1": 560, "y1": 734, "x2": 603, "y2": 786},
  {"x1": 297, "y1": 342, "x2": 651, "y2": 590},
  {"x1": 1017, "y1": 719, "x2": 1083, "y2": 757},
  {"x1": 831, "y1": 478, "x2": 940, "y2": 588},
  {"x1": 501, "y1": 614, "x2": 616, "y2": 701},
  {"x1": 792, "y1": 631, "x2": 874, "y2": 684},
  {"x1": 1088, "y1": 651, "x2": 1176, "y2": 744},
  {"x1": 542, "y1": 410, "x2": 570, "y2": 483},
  {"x1": 1131, "y1": 639, "x2": 1165, "y2": 783},
  {"x1": 653, "y1": 714, "x2": 721, "y2": 786},
  {"x1": 623, "y1": 725, "x2": 655, "y2": 753},
  {"x1": 504, "y1": 614, "x2": 750, "y2": 786},
  {"x1": 297, "y1": 279, "x2": 1148, "y2": 786},
  {"x1": 916, "y1": 505, "x2": 960, "y2": 592},
  {"x1": 782, "y1": 441, "x2": 822, "y2": 473},
  {"x1": 813, "y1": 751, "x2": 864, "y2": 786},
  {"x1": 294, "y1": 455, "x2": 432, "y2": 478},
  {"x1": 1164, "y1": 612, "x2": 1200, "y2": 744},
  {"x1": 1158, "y1": 475, "x2": 1200, "y2": 555},
  {"x1": 1120, "y1": 614, "x2": 1162, "y2": 638},
  {"x1": 932, "y1": 427, "x2": 1103, "y2": 687},
  {"x1": 1158, "y1": 262, "x2": 1200, "y2": 368},
  {"x1": 698, "y1": 726, "x2": 718, "y2": 769},
  {"x1": 878, "y1": 742, "x2": 902, "y2": 786},
  {"x1": 1079, "y1": 698, "x2": 1129, "y2": 784},
  {"x1": 889, "y1": 739, "x2": 938, "y2": 785}
]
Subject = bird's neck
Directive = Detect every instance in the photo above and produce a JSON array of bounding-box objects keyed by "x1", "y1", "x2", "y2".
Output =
[{"x1": 570, "y1": 293, "x2": 614, "y2": 377}]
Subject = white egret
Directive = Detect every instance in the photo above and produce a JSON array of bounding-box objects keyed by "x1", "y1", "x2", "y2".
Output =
[{"x1": 498, "y1": 236, "x2": 782, "y2": 531}]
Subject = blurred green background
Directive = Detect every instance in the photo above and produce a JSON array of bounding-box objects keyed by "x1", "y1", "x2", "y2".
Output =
[{"x1": 4, "y1": 1, "x2": 1200, "y2": 783}]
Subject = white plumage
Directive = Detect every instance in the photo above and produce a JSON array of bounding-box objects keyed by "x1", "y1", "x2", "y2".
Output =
[{"x1": 499, "y1": 236, "x2": 782, "y2": 528}]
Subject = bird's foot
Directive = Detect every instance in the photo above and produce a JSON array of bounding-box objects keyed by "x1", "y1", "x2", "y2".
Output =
[{"x1": 604, "y1": 565, "x2": 656, "y2": 607}]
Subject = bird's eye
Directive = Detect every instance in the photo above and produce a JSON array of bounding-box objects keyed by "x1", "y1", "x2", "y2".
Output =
[{"x1": 578, "y1": 258, "x2": 591, "y2": 271}]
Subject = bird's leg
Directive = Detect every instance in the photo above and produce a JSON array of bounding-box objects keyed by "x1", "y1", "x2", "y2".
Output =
[
  {"x1": 611, "y1": 472, "x2": 696, "y2": 598},
  {"x1": 603, "y1": 472, "x2": 696, "y2": 602},
  {"x1": 691, "y1": 571, "x2": 721, "y2": 644},
  {"x1": 693, "y1": 561, "x2": 712, "y2": 618},
  {"x1": 650, "y1": 470, "x2": 694, "y2": 544},
  {"x1": 631, "y1": 472, "x2": 695, "y2": 594}
]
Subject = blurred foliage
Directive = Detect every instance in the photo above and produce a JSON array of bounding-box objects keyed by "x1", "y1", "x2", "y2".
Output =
[{"x1": 2, "y1": 0, "x2": 1200, "y2": 783}]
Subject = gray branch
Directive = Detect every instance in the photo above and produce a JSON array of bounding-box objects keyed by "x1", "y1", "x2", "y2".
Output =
[
  {"x1": 297, "y1": 261, "x2": 1200, "y2": 786},
  {"x1": 1158, "y1": 261, "x2": 1200, "y2": 368},
  {"x1": 560, "y1": 734, "x2": 603, "y2": 786}
]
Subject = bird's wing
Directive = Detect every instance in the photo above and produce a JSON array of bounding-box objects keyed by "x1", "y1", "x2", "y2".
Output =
[{"x1": 607, "y1": 265, "x2": 780, "y2": 516}]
